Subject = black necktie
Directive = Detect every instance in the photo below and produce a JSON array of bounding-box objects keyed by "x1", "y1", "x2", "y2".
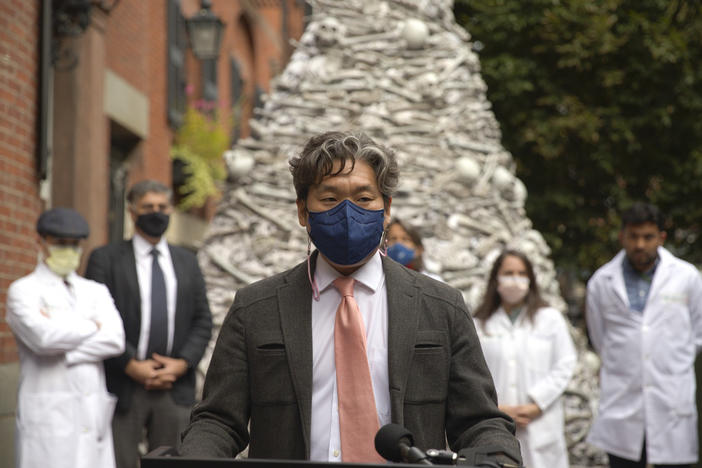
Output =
[{"x1": 148, "y1": 248, "x2": 168, "y2": 357}]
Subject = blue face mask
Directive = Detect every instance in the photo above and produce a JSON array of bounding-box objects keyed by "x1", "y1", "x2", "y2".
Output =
[
  {"x1": 307, "y1": 199, "x2": 385, "y2": 266},
  {"x1": 387, "y1": 243, "x2": 415, "y2": 266}
]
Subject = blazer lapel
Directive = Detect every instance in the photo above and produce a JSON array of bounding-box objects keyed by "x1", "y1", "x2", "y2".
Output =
[
  {"x1": 383, "y1": 257, "x2": 419, "y2": 425},
  {"x1": 278, "y1": 258, "x2": 314, "y2": 458},
  {"x1": 121, "y1": 240, "x2": 142, "y2": 322},
  {"x1": 168, "y1": 244, "x2": 184, "y2": 320}
]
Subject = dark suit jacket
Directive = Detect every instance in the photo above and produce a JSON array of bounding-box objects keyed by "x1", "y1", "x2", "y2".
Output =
[
  {"x1": 86, "y1": 240, "x2": 212, "y2": 413},
  {"x1": 180, "y1": 254, "x2": 520, "y2": 462}
]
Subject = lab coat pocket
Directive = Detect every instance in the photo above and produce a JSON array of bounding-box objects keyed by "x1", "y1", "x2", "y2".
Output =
[
  {"x1": 19, "y1": 392, "x2": 76, "y2": 437},
  {"x1": 95, "y1": 393, "x2": 118, "y2": 441},
  {"x1": 673, "y1": 375, "x2": 696, "y2": 416},
  {"x1": 477, "y1": 334, "x2": 504, "y2": 377},
  {"x1": 526, "y1": 335, "x2": 552, "y2": 374},
  {"x1": 526, "y1": 406, "x2": 561, "y2": 450}
]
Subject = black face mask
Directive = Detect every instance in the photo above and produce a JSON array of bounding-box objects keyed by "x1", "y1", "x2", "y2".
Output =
[{"x1": 136, "y1": 212, "x2": 170, "y2": 238}]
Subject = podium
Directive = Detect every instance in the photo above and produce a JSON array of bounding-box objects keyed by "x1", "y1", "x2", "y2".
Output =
[{"x1": 142, "y1": 447, "x2": 425, "y2": 468}]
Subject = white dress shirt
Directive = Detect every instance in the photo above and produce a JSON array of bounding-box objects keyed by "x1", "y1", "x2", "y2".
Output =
[
  {"x1": 309, "y1": 251, "x2": 391, "y2": 462},
  {"x1": 133, "y1": 233, "x2": 178, "y2": 359}
]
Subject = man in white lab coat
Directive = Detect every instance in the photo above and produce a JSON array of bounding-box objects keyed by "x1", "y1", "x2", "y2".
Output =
[
  {"x1": 586, "y1": 202, "x2": 702, "y2": 468},
  {"x1": 6, "y1": 207, "x2": 125, "y2": 468}
]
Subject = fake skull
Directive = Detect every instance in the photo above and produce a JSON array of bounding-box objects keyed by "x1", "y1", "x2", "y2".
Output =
[
  {"x1": 314, "y1": 17, "x2": 345, "y2": 48},
  {"x1": 414, "y1": 72, "x2": 442, "y2": 100},
  {"x1": 278, "y1": 58, "x2": 307, "y2": 91}
]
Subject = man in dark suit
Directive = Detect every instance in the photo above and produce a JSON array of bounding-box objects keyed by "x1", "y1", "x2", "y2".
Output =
[
  {"x1": 86, "y1": 180, "x2": 212, "y2": 468},
  {"x1": 179, "y1": 132, "x2": 521, "y2": 466}
]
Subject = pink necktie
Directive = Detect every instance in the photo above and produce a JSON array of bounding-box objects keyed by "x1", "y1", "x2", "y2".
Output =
[{"x1": 333, "y1": 276, "x2": 383, "y2": 463}]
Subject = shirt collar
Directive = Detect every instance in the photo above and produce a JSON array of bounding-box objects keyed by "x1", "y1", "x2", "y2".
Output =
[
  {"x1": 133, "y1": 232, "x2": 168, "y2": 258},
  {"x1": 496, "y1": 305, "x2": 524, "y2": 324},
  {"x1": 315, "y1": 251, "x2": 385, "y2": 294}
]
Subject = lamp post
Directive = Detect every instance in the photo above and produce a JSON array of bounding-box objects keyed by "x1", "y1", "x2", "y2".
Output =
[{"x1": 186, "y1": 0, "x2": 224, "y2": 60}]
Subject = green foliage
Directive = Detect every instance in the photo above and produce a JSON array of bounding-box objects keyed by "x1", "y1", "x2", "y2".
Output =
[
  {"x1": 171, "y1": 107, "x2": 229, "y2": 210},
  {"x1": 454, "y1": 0, "x2": 702, "y2": 277}
]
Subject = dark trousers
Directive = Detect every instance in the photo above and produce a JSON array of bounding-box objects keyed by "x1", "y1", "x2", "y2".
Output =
[
  {"x1": 112, "y1": 386, "x2": 190, "y2": 468},
  {"x1": 608, "y1": 440, "x2": 693, "y2": 468}
]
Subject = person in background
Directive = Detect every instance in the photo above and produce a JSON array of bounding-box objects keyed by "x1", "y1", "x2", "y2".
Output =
[
  {"x1": 7, "y1": 207, "x2": 125, "y2": 468},
  {"x1": 385, "y1": 218, "x2": 442, "y2": 281},
  {"x1": 474, "y1": 249, "x2": 576, "y2": 468},
  {"x1": 85, "y1": 180, "x2": 212, "y2": 468},
  {"x1": 586, "y1": 202, "x2": 702, "y2": 468}
]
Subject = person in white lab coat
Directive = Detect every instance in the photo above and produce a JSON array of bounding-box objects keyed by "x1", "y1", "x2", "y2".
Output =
[
  {"x1": 474, "y1": 249, "x2": 576, "y2": 468},
  {"x1": 6, "y1": 207, "x2": 125, "y2": 468},
  {"x1": 586, "y1": 202, "x2": 702, "y2": 468}
]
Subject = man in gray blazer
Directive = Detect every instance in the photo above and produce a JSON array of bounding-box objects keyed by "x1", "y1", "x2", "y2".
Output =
[{"x1": 180, "y1": 132, "x2": 521, "y2": 465}]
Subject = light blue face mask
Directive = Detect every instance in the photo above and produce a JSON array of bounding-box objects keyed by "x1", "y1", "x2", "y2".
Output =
[
  {"x1": 387, "y1": 243, "x2": 415, "y2": 266},
  {"x1": 307, "y1": 199, "x2": 385, "y2": 266}
]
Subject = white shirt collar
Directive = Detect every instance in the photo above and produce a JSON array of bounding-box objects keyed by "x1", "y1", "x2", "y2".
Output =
[
  {"x1": 315, "y1": 250, "x2": 384, "y2": 294},
  {"x1": 133, "y1": 232, "x2": 168, "y2": 257}
]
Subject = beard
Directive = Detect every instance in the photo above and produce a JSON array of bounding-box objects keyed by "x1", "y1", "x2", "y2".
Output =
[{"x1": 627, "y1": 249, "x2": 657, "y2": 271}]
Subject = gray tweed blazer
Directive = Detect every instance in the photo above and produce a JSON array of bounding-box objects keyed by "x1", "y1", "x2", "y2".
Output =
[{"x1": 179, "y1": 253, "x2": 520, "y2": 463}]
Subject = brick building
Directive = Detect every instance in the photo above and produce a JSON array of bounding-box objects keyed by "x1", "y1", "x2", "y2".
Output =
[{"x1": 0, "y1": 0, "x2": 306, "y2": 462}]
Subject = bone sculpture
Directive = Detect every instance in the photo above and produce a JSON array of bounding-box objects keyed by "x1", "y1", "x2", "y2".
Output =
[{"x1": 200, "y1": 1, "x2": 605, "y2": 466}]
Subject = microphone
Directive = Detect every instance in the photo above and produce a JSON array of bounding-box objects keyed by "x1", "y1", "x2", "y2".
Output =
[{"x1": 374, "y1": 423, "x2": 433, "y2": 465}]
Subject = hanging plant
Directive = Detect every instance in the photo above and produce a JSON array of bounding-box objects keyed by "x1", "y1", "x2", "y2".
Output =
[{"x1": 171, "y1": 105, "x2": 229, "y2": 210}]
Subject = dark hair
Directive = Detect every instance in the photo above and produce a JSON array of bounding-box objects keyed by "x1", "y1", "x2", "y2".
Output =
[
  {"x1": 289, "y1": 131, "x2": 399, "y2": 203},
  {"x1": 474, "y1": 249, "x2": 548, "y2": 326},
  {"x1": 621, "y1": 202, "x2": 665, "y2": 231},
  {"x1": 127, "y1": 180, "x2": 173, "y2": 205},
  {"x1": 387, "y1": 218, "x2": 424, "y2": 271}
]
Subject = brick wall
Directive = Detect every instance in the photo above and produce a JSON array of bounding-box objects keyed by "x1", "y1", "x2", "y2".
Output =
[
  {"x1": 105, "y1": 0, "x2": 174, "y2": 187},
  {"x1": 0, "y1": 0, "x2": 43, "y2": 364},
  {"x1": 105, "y1": 0, "x2": 149, "y2": 95}
]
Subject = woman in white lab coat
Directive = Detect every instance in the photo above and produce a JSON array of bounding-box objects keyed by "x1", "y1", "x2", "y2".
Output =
[{"x1": 474, "y1": 249, "x2": 576, "y2": 468}]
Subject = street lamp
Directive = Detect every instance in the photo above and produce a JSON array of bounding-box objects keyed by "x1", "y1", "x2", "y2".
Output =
[{"x1": 186, "y1": 0, "x2": 224, "y2": 60}]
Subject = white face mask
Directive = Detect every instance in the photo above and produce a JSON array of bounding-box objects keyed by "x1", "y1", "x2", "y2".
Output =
[
  {"x1": 45, "y1": 245, "x2": 82, "y2": 277},
  {"x1": 497, "y1": 275, "x2": 530, "y2": 305}
]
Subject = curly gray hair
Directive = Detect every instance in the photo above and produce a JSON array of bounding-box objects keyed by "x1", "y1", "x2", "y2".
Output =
[{"x1": 289, "y1": 131, "x2": 399, "y2": 203}]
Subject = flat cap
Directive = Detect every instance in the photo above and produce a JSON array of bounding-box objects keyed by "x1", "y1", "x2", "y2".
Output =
[{"x1": 36, "y1": 207, "x2": 90, "y2": 239}]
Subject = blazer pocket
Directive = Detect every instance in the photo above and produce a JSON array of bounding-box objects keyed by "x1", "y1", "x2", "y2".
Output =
[
  {"x1": 250, "y1": 331, "x2": 296, "y2": 405},
  {"x1": 405, "y1": 330, "x2": 449, "y2": 403}
]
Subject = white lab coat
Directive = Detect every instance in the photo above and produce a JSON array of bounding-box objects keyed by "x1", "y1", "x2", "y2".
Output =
[
  {"x1": 586, "y1": 247, "x2": 702, "y2": 464},
  {"x1": 7, "y1": 263, "x2": 125, "y2": 468},
  {"x1": 476, "y1": 306, "x2": 576, "y2": 468}
]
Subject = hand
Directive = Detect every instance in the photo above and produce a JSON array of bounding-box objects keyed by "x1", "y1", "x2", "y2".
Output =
[
  {"x1": 516, "y1": 403, "x2": 542, "y2": 424},
  {"x1": 144, "y1": 371, "x2": 177, "y2": 390},
  {"x1": 144, "y1": 354, "x2": 188, "y2": 390},
  {"x1": 499, "y1": 405, "x2": 529, "y2": 427},
  {"x1": 499, "y1": 404, "x2": 542, "y2": 428},
  {"x1": 125, "y1": 358, "x2": 160, "y2": 385}
]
